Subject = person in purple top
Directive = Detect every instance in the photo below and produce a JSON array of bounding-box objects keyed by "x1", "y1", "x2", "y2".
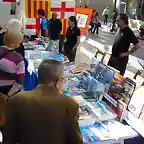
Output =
[{"x1": 0, "y1": 30, "x2": 25, "y2": 97}]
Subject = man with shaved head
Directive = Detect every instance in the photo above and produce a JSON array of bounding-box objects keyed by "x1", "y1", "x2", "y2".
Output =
[
  {"x1": 49, "y1": 13, "x2": 62, "y2": 47},
  {"x1": 3, "y1": 59, "x2": 82, "y2": 144}
]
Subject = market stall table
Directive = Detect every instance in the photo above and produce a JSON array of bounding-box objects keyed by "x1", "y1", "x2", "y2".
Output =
[{"x1": 22, "y1": 40, "x2": 139, "y2": 144}]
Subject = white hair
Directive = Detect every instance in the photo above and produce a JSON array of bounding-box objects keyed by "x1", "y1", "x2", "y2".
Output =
[{"x1": 7, "y1": 19, "x2": 22, "y2": 32}]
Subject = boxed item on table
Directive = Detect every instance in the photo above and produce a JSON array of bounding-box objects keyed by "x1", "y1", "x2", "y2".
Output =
[
  {"x1": 72, "y1": 96, "x2": 98, "y2": 127},
  {"x1": 89, "y1": 101, "x2": 117, "y2": 122},
  {"x1": 80, "y1": 75, "x2": 105, "y2": 100},
  {"x1": 70, "y1": 63, "x2": 89, "y2": 74},
  {"x1": 92, "y1": 63, "x2": 117, "y2": 93},
  {"x1": 80, "y1": 125, "x2": 117, "y2": 144}
]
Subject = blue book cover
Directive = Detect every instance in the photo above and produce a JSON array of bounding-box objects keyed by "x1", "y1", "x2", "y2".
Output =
[{"x1": 80, "y1": 126, "x2": 101, "y2": 143}]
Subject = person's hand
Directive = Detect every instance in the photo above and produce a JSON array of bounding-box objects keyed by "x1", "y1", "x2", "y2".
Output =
[
  {"x1": 44, "y1": 37, "x2": 49, "y2": 41},
  {"x1": 72, "y1": 46, "x2": 77, "y2": 52},
  {"x1": 7, "y1": 92, "x2": 12, "y2": 97},
  {"x1": 120, "y1": 52, "x2": 129, "y2": 58}
]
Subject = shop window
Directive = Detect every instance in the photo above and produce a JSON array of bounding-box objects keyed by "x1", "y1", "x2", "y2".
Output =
[{"x1": 126, "y1": 0, "x2": 144, "y2": 20}]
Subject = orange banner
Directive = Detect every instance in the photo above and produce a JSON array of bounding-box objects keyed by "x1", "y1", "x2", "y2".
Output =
[{"x1": 75, "y1": 7, "x2": 93, "y2": 35}]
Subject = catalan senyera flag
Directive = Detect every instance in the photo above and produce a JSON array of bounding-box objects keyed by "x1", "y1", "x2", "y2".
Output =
[
  {"x1": 25, "y1": 0, "x2": 75, "y2": 36},
  {"x1": 25, "y1": 0, "x2": 51, "y2": 18}
]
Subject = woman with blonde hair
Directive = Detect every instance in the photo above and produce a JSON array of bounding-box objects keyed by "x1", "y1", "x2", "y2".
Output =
[
  {"x1": 0, "y1": 19, "x2": 25, "y2": 57},
  {"x1": 0, "y1": 30, "x2": 25, "y2": 96}
]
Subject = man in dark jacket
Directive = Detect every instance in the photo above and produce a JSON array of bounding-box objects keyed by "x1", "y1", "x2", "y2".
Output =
[
  {"x1": 3, "y1": 59, "x2": 82, "y2": 144},
  {"x1": 49, "y1": 13, "x2": 62, "y2": 41}
]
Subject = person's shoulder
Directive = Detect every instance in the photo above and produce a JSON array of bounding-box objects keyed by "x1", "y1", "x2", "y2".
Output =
[
  {"x1": 13, "y1": 50, "x2": 24, "y2": 62},
  {"x1": 57, "y1": 19, "x2": 62, "y2": 22},
  {"x1": 0, "y1": 32, "x2": 5, "y2": 37},
  {"x1": 61, "y1": 95, "x2": 78, "y2": 107},
  {"x1": 42, "y1": 18, "x2": 48, "y2": 22},
  {"x1": 74, "y1": 27, "x2": 81, "y2": 34},
  {"x1": 9, "y1": 91, "x2": 31, "y2": 104},
  {"x1": 67, "y1": 26, "x2": 71, "y2": 30},
  {"x1": 123, "y1": 26, "x2": 133, "y2": 33}
]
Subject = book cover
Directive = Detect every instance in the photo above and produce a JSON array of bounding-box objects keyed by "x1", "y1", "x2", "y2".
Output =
[{"x1": 116, "y1": 100, "x2": 127, "y2": 122}]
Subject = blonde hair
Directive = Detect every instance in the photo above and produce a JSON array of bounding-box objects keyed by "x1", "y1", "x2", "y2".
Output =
[
  {"x1": 7, "y1": 19, "x2": 23, "y2": 32},
  {"x1": 3, "y1": 30, "x2": 23, "y2": 46}
]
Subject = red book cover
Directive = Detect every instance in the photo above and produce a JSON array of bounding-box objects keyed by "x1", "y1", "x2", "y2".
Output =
[{"x1": 116, "y1": 100, "x2": 127, "y2": 122}]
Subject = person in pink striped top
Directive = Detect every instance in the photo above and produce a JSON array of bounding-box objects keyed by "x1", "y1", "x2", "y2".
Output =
[{"x1": 0, "y1": 30, "x2": 25, "y2": 97}]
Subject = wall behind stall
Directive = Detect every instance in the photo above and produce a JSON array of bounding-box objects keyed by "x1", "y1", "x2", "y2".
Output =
[{"x1": 0, "y1": 0, "x2": 16, "y2": 29}]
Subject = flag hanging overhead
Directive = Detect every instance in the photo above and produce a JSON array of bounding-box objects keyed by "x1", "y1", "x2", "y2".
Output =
[
  {"x1": 25, "y1": 0, "x2": 51, "y2": 18},
  {"x1": 25, "y1": 0, "x2": 75, "y2": 36},
  {"x1": 51, "y1": 1, "x2": 75, "y2": 19}
]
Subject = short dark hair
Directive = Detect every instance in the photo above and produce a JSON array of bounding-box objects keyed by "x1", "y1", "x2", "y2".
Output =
[
  {"x1": 38, "y1": 9, "x2": 45, "y2": 16},
  {"x1": 119, "y1": 13, "x2": 129, "y2": 25},
  {"x1": 69, "y1": 16, "x2": 77, "y2": 26},
  {"x1": 38, "y1": 60, "x2": 64, "y2": 84}
]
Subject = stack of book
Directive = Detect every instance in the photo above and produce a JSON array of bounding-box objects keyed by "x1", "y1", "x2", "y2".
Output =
[{"x1": 72, "y1": 96, "x2": 98, "y2": 127}]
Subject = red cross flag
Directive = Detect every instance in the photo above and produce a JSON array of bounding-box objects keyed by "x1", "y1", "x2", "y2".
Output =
[
  {"x1": 51, "y1": 0, "x2": 75, "y2": 19},
  {"x1": 25, "y1": 18, "x2": 40, "y2": 36},
  {"x1": 16, "y1": 0, "x2": 20, "y2": 6}
]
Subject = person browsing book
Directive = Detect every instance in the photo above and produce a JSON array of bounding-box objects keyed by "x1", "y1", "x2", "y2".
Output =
[
  {"x1": 38, "y1": 9, "x2": 49, "y2": 37},
  {"x1": 49, "y1": 13, "x2": 62, "y2": 42},
  {"x1": 3, "y1": 59, "x2": 82, "y2": 144}
]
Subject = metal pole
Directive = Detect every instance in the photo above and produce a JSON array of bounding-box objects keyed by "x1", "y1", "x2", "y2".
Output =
[{"x1": 114, "y1": 0, "x2": 117, "y2": 12}]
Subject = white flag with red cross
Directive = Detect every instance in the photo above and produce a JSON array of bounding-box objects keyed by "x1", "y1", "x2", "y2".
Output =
[
  {"x1": 24, "y1": 0, "x2": 75, "y2": 36},
  {"x1": 51, "y1": 0, "x2": 75, "y2": 19}
]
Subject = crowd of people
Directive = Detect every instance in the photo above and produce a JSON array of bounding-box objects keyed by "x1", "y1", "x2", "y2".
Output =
[
  {"x1": 0, "y1": 7, "x2": 140, "y2": 144},
  {"x1": 38, "y1": 9, "x2": 80, "y2": 62}
]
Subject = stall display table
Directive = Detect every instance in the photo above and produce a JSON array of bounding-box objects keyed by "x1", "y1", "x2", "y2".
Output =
[
  {"x1": 134, "y1": 60, "x2": 144, "y2": 81},
  {"x1": 21, "y1": 40, "x2": 140, "y2": 144},
  {"x1": 80, "y1": 120, "x2": 138, "y2": 144},
  {"x1": 126, "y1": 112, "x2": 144, "y2": 137}
]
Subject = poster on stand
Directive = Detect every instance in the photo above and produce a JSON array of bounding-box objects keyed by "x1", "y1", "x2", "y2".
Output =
[{"x1": 75, "y1": 7, "x2": 93, "y2": 34}]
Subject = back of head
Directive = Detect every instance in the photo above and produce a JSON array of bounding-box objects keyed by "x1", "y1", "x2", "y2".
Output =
[
  {"x1": 52, "y1": 12, "x2": 58, "y2": 19},
  {"x1": 38, "y1": 8, "x2": 45, "y2": 17},
  {"x1": 119, "y1": 13, "x2": 129, "y2": 25},
  {"x1": 38, "y1": 60, "x2": 64, "y2": 85},
  {"x1": 3, "y1": 30, "x2": 23, "y2": 47},
  {"x1": 7, "y1": 19, "x2": 22, "y2": 32}
]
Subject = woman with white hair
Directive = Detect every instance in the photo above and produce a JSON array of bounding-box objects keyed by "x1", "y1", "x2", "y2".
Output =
[
  {"x1": 0, "y1": 19, "x2": 24, "y2": 57},
  {"x1": 0, "y1": 30, "x2": 25, "y2": 96}
]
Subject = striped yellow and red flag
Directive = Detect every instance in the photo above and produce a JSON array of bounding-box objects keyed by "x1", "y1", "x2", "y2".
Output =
[
  {"x1": 60, "y1": 18, "x2": 69, "y2": 35},
  {"x1": 25, "y1": 0, "x2": 75, "y2": 36},
  {"x1": 25, "y1": 0, "x2": 51, "y2": 18}
]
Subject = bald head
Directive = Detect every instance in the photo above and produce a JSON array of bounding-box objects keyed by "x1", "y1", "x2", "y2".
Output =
[
  {"x1": 52, "y1": 13, "x2": 58, "y2": 20},
  {"x1": 38, "y1": 60, "x2": 64, "y2": 85},
  {"x1": 7, "y1": 19, "x2": 22, "y2": 32}
]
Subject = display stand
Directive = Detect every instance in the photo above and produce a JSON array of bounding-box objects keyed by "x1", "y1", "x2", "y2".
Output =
[{"x1": 22, "y1": 40, "x2": 140, "y2": 144}]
